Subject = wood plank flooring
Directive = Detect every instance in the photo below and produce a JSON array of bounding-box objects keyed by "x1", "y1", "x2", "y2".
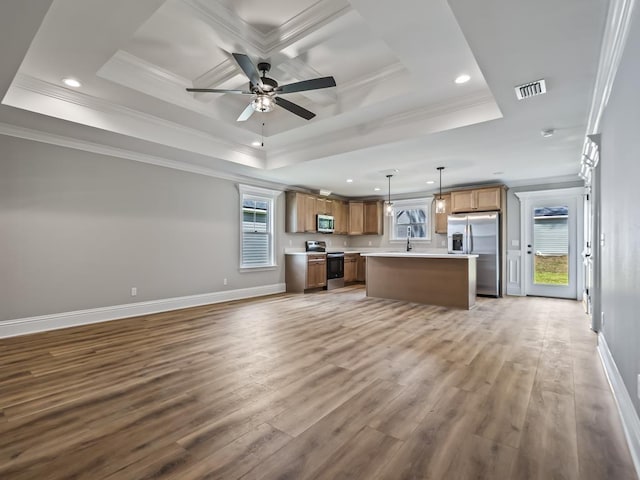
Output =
[{"x1": 0, "y1": 286, "x2": 636, "y2": 479}]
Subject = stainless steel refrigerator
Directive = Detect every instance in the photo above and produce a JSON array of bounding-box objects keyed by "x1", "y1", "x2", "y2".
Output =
[{"x1": 447, "y1": 212, "x2": 500, "y2": 297}]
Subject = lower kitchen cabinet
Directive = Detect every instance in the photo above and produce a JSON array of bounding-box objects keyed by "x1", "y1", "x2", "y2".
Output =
[
  {"x1": 344, "y1": 254, "x2": 358, "y2": 283},
  {"x1": 285, "y1": 254, "x2": 326, "y2": 292}
]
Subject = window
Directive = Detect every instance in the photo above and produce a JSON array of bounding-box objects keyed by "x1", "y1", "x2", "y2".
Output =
[
  {"x1": 390, "y1": 198, "x2": 433, "y2": 241},
  {"x1": 239, "y1": 185, "x2": 279, "y2": 269}
]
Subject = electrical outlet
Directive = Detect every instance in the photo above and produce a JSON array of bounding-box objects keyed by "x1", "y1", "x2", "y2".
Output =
[
  {"x1": 223, "y1": 278, "x2": 228, "y2": 286},
  {"x1": 289, "y1": 239, "x2": 292, "y2": 247},
  {"x1": 328, "y1": 240, "x2": 332, "y2": 246},
  {"x1": 368, "y1": 241, "x2": 372, "y2": 246},
  {"x1": 343, "y1": 241, "x2": 347, "y2": 246},
  {"x1": 131, "y1": 287, "x2": 137, "y2": 297}
]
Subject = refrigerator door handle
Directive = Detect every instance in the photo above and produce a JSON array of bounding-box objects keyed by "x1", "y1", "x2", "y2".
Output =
[{"x1": 468, "y1": 224, "x2": 473, "y2": 253}]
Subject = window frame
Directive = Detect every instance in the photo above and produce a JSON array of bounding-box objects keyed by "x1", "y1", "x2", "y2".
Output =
[
  {"x1": 238, "y1": 184, "x2": 279, "y2": 270},
  {"x1": 388, "y1": 197, "x2": 434, "y2": 243}
]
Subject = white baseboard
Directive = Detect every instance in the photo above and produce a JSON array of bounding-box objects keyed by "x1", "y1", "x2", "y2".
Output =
[
  {"x1": 597, "y1": 333, "x2": 640, "y2": 479},
  {"x1": 0, "y1": 283, "x2": 286, "y2": 338}
]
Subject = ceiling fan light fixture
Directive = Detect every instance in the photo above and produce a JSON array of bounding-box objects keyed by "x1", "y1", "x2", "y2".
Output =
[
  {"x1": 435, "y1": 166, "x2": 446, "y2": 214},
  {"x1": 251, "y1": 94, "x2": 275, "y2": 113}
]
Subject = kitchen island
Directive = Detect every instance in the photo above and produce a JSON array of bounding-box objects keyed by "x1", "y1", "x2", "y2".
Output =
[{"x1": 361, "y1": 253, "x2": 478, "y2": 309}]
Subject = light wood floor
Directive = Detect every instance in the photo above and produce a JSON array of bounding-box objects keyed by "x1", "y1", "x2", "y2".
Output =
[{"x1": 0, "y1": 286, "x2": 636, "y2": 480}]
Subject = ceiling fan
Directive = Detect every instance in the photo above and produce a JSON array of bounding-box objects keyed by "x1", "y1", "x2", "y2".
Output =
[{"x1": 186, "y1": 53, "x2": 336, "y2": 122}]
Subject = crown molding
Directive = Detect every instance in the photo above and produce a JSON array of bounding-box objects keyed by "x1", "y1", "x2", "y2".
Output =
[
  {"x1": 182, "y1": 0, "x2": 351, "y2": 58},
  {"x1": 0, "y1": 122, "x2": 288, "y2": 191},
  {"x1": 193, "y1": 58, "x2": 242, "y2": 90},
  {"x1": 8, "y1": 73, "x2": 264, "y2": 168},
  {"x1": 586, "y1": 0, "x2": 637, "y2": 134},
  {"x1": 181, "y1": 0, "x2": 264, "y2": 55},
  {"x1": 262, "y1": 0, "x2": 352, "y2": 53},
  {"x1": 98, "y1": 51, "x2": 233, "y2": 119}
]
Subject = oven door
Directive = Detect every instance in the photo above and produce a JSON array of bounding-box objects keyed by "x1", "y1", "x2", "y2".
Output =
[{"x1": 326, "y1": 253, "x2": 344, "y2": 279}]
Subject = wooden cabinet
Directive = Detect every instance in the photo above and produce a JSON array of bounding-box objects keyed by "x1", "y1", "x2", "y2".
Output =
[
  {"x1": 306, "y1": 254, "x2": 326, "y2": 289},
  {"x1": 451, "y1": 187, "x2": 502, "y2": 213},
  {"x1": 363, "y1": 201, "x2": 383, "y2": 235},
  {"x1": 344, "y1": 254, "x2": 358, "y2": 283},
  {"x1": 304, "y1": 195, "x2": 317, "y2": 232},
  {"x1": 356, "y1": 255, "x2": 366, "y2": 282},
  {"x1": 286, "y1": 192, "x2": 320, "y2": 233},
  {"x1": 434, "y1": 193, "x2": 451, "y2": 234},
  {"x1": 349, "y1": 202, "x2": 364, "y2": 235},
  {"x1": 285, "y1": 254, "x2": 326, "y2": 292},
  {"x1": 333, "y1": 200, "x2": 349, "y2": 235},
  {"x1": 286, "y1": 192, "x2": 380, "y2": 236},
  {"x1": 349, "y1": 201, "x2": 382, "y2": 235}
]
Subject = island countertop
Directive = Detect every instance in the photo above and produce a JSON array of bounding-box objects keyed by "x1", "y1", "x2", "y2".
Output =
[{"x1": 361, "y1": 252, "x2": 478, "y2": 259}]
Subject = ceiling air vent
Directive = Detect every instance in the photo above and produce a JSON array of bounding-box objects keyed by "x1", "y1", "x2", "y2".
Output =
[{"x1": 515, "y1": 79, "x2": 547, "y2": 100}]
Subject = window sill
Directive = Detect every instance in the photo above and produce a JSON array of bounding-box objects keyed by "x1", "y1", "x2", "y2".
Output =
[{"x1": 239, "y1": 264, "x2": 278, "y2": 272}]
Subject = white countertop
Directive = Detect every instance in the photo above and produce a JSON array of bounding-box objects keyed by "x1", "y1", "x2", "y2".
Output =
[{"x1": 361, "y1": 252, "x2": 478, "y2": 259}]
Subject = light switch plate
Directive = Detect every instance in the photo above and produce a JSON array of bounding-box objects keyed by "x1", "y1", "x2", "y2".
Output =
[{"x1": 511, "y1": 239, "x2": 520, "y2": 247}]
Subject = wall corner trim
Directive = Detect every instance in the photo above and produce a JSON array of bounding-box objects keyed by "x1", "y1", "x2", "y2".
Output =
[
  {"x1": 0, "y1": 283, "x2": 286, "y2": 339},
  {"x1": 597, "y1": 333, "x2": 640, "y2": 478}
]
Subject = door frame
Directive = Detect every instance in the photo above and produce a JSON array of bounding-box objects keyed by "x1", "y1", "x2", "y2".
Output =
[{"x1": 515, "y1": 187, "x2": 584, "y2": 299}]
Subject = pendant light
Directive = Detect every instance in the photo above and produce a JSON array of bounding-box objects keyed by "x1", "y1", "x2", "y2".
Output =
[
  {"x1": 435, "y1": 166, "x2": 446, "y2": 214},
  {"x1": 385, "y1": 174, "x2": 394, "y2": 217}
]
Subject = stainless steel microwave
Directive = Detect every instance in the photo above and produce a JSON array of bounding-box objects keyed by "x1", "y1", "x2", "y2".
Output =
[{"x1": 317, "y1": 214, "x2": 335, "y2": 233}]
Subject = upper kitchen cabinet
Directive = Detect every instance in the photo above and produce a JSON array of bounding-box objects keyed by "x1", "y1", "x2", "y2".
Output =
[
  {"x1": 451, "y1": 186, "x2": 504, "y2": 213},
  {"x1": 348, "y1": 201, "x2": 364, "y2": 235},
  {"x1": 286, "y1": 192, "x2": 318, "y2": 233},
  {"x1": 434, "y1": 193, "x2": 451, "y2": 234},
  {"x1": 333, "y1": 200, "x2": 349, "y2": 235},
  {"x1": 349, "y1": 201, "x2": 383, "y2": 235},
  {"x1": 363, "y1": 201, "x2": 383, "y2": 235}
]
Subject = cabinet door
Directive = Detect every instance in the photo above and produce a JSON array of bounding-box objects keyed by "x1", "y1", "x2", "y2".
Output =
[
  {"x1": 304, "y1": 195, "x2": 317, "y2": 232},
  {"x1": 344, "y1": 255, "x2": 357, "y2": 282},
  {"x1": 341, "y1": 201, "x2": 350, "y2": 234},
  {"x1": 306, "y1": 256, "x2": 326, "y2": 288},
  {"x1": 451, "y1": 190, "x2": 474, "y2": 213},
  {"x1": 285, "y1": 192, "x2": 306, "y2": 233},
  {"x1": 316, "y1": 198, "x2": 327, "y2": 215},
  {"x1": 349, "y1": 202, "x2": 364, "y2": 235},
  {"x1": 475, "y1": 187, "x2": 501, "y2": 211},
  {"x1": 363, "y1": 201, "x2": 382, "y2": 235},
  {"x1": 434, "y1": 193, "x2": 451, "y2": 234}
]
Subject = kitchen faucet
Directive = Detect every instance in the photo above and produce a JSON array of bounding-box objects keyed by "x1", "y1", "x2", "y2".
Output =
[{"x1": 406, "y1": 226, "x2": 412, "y2": 252}]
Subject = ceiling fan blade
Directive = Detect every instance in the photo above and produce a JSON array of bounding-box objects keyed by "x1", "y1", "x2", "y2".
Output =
[
  {"x1": 275, "y1": 76, "x2": 336, "y2": 94},
  {"x1": 186, "y1": 88, "x2": 252, "y2": 94},
  {"x1": 237, "y1": 103, "x2": 255, "y2": 122},
  {"x1": 274, "y1": 97, "x2": 316, "y2": 120},
  {"x1": 232, "y1": 53, "x2": 263, "y2": 90}
]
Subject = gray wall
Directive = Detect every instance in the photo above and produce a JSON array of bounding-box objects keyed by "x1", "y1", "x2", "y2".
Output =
[
  {"x1": 599, "y1": 4, "x2": 640, "y2": 417},
  {"x1": 0, "y1": 134, "x2": 346, "y2": 321}
]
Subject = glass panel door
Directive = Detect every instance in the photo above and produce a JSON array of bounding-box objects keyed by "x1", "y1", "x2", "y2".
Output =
[{"x1": 526, "y1": 197, "x2": 577, "y2": 299}]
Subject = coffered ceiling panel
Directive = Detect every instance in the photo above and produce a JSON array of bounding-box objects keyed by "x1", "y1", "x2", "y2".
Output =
[{"x1": 0, "y1": 0, "x2": 607, "y2": 196}]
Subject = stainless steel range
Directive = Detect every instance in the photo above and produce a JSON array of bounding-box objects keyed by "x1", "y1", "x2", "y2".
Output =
[{"x1": 306, "y1": 240, "x2": 344, "y2": 290}]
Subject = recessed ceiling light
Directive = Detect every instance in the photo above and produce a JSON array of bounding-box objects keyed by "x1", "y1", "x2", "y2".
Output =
[
  {"x1": 374, "y1": 187, "x2": 381, "y2": 191},
  {"x1": 426, "y1": 180, "x2": 435, "y2": 184},
  {"x1": 251, "y1": 141, "x2": 262, "y2": 147},
  {"x1": 455, "y1": 74, "x2": 470, "y2": 84},
  {"x1": 346, "y1": 179, "x2": 353, "y2": 183},
  {"x1": 541, "y1": 128, "x2": 555, "y2": 137},
  {"x1": 493, "y1": 171, "x2": 504, "y2": 175},
  {"x1": 62, "y1": 77, "x2": 81, "y2": 88}
]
